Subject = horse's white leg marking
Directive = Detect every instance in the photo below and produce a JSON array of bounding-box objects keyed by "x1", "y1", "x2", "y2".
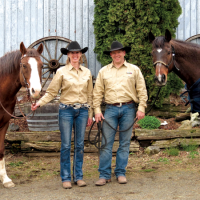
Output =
[
  {"x1": 0, "y1": 158, "x2": 15, "y2": 187},
  {"x1": 28, "y1": 58, "x2": 42, "y2": 98}
]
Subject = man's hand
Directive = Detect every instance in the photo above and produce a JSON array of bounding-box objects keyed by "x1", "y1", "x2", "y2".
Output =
[
  {"x1": 95, "y1": 113, "x2": 105, "y2": 123},
  {"x1": 87, "y1": 118, "x2": 93, "y2": 127},
  {"x1": 136, "y1": 110, "x2": 145, "y2": 120}
]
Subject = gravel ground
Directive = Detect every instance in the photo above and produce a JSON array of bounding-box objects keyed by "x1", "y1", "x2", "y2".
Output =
[{"x1": 1, "y1": 170, "x2": 200, "y2": 200}]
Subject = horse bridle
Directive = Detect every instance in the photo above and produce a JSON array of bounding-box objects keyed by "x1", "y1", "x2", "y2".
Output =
[{"x1": 153, "y1": 45, "x2": 179, "y2": 71}]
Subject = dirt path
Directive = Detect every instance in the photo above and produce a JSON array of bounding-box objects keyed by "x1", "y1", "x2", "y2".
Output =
[
  {"x1": 1, "y1": 170, "x2": 200, "y2": 200},
  {"x1": 1, "y1": 151, "x2": 200, "y2": 200}
]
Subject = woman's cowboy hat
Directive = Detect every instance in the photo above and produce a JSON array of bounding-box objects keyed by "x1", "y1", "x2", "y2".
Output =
[
  {"x1": 60, "y1": 41, "x2": 88, "y2": 55},
  {"x1": 103, "y1": 41, "x2": 131, "y2": 55}
]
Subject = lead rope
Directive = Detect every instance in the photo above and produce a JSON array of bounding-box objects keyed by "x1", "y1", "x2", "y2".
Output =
[{"x1": 88, "y1": 86, "x2": 162, "y2": 150}]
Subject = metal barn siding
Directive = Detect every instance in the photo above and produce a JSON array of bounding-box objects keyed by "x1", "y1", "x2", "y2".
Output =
[
  {"x1": 176, "y1": 0, "x2": 200, "y2": 41},
  {"x1": 1, "y1": 0, "x2": 200, "y2": 78},
  {"x1": 0, "y1": 0, "x2": 101, "y2": 78}
]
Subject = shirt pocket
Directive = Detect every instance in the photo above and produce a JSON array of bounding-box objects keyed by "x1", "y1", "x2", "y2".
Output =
[
  {"x1": 122, "y1": 74, "x2": 135, "y2": 88},
  {"x1": 103, "y1": 75, "x2": 113, "y2": 88}
]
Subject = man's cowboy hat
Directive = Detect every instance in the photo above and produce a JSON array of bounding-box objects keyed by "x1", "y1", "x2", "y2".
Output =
[
  {"x1": 103, "y1": 41, "x2": 131, "y2": 55},
  {"x1": 60, "y1": 41, "x2": 88, "y2": 55}
]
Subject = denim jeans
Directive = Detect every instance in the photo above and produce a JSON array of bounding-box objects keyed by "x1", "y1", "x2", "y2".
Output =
[
  {"x1": 59, "y1": 103, "x2": 88, "y2": 182},
  {"x1": 98, "y1": 103, "x2": 136, "y2": 179}
]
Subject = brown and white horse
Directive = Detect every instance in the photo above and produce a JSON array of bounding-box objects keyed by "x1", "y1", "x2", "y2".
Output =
[{"x1": 0, "y1": 42, "x2": 43, "y2": 188}]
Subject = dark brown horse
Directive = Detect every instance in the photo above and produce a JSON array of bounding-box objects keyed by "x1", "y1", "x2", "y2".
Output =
[
  {"x1": 149, "y1": 29, "x2": 200, "y2": 112},
  {"x1": 149, "y1": 29, "x2": 200, "y2": 88},
  {"x1": 0, "y1": 42, "x2": 43, "y2": 188}
]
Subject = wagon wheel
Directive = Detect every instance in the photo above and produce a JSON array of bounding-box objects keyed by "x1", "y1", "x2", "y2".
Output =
[
  {"x1": 28, "y1": 36, "x2": 88, "y2": 90},
  {"x1": 185, "y1": 34, "x2": 200, "y2": 42}
]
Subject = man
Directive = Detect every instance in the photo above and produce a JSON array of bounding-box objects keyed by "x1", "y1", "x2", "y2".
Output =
[{"x1": 93, "y1": 41, "x2": 148, "y2": 186}]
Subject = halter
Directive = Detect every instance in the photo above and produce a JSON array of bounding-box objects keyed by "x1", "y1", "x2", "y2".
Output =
[{"x1": 153, "y1": 45, "x2": 179, "y2": 71}]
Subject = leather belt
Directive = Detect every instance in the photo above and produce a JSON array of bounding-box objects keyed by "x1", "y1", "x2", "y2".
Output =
[{"x1": 107, "y1": 101, "x2": 133, "y2": 107}]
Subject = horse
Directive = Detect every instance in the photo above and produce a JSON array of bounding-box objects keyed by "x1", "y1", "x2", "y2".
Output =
[
  {"x1": 0, "y1": 42, "x2": 43, "y2": 188},
  {"x1": 149, "y1": 29, "x2": 200, "y2": 113}
]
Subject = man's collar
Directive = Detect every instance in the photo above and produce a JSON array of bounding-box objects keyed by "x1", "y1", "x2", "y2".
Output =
[{"x1": 110, "y1": 60, "x2": 128, "y2": 68}]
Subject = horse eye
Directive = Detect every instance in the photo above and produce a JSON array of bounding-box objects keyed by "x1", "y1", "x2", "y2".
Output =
[
  {"x1": 168, "y1": 51, "x2": 171, "y2": 55},
  {"x1": 23, "y1": 65, "x2": 27, "y2": 69}
]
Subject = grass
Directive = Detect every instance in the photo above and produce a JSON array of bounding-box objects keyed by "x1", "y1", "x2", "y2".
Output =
[{"x1": 165, "y1": 147, "x2": 179, "y2": 156}]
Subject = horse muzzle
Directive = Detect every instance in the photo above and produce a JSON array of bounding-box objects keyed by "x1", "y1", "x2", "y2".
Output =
[{"x1": 154, "y1": 74, "x2": 167, "y2": 86}]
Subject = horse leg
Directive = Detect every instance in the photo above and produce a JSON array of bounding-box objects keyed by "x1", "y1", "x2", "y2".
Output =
[{"x1": 0, "y1": 122, "x2": 15, "y2": 188}]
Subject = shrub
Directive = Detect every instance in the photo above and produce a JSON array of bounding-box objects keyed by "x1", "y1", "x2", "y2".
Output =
[
  {"x1": 138, "y1": 116, "x2": 160, "y2": 129},
  {"x1": 93, "y1": 0, "x2": 183, "y2": 108}
]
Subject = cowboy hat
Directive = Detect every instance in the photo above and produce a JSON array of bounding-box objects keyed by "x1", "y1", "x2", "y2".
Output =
[
  {"x1": 60, "y1": 41, "x2": 88, "y2": 55},
  {"x1": 103, "y1": 41, "x2": 131, "y2": 55}
]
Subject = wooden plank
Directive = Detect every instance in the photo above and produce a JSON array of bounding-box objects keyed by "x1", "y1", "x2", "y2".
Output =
[
  {"x1": 152, "y1": 138, "x2": 200, "y2": 149},
  {"x1": 21, "y1": 140, "x2": 139, "y2": 153},
  {"x1": 5, "y1": 130, "x2": 122, "y2": 142},
  {"x1": 135, "y1": 129, "x2": 200, "y2": 140}
]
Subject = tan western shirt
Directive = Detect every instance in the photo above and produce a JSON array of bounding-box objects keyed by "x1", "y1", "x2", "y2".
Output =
[
  {"x1": 38, "y1": 64, "x2": 93, "y2": 118},
  {"x1": 93, "y1": 61, "x2": 148, "y2": 114}
]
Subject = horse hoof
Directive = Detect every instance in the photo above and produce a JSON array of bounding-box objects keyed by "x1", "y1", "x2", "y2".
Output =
[{"x1": 3, "y1": 181, "x2": 15, "y2": 188}]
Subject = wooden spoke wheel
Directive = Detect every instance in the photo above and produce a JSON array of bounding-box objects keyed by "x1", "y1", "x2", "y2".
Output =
[{"x1": 28, "y1": 36, "x2": 88, "y2": 89}]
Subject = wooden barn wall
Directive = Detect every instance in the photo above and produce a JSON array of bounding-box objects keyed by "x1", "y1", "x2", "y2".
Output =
[{"x1": 0, "y1": 0, "x2": 199, "y2": 78}]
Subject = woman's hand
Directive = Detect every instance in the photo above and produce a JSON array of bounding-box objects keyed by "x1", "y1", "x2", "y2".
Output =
[
  {"x1": 31, "y1": 102, "x2": 40, "y2": 111},
  {"x1": 87, "y1": 117, "x2": 93, "y2": 127}
]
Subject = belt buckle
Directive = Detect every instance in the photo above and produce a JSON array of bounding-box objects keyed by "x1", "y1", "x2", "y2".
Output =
[
  {"x1": 73, "y1": 103, "x2": 81, "y2": 109},
  {"x1": 116, "y1": 103, "x2": 122, "y2": 107}
]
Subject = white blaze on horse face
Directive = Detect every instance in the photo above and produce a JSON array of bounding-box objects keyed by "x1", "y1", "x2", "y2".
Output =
[
  {"x1": 0, "y1": 158, "x2": 12, "y2": 184},
  {"x1": 28, "y1": 58, "x2": 42, "y2": 98},
  {"x1": 157, "y1": 63, "x2": 163, "y2": 82},
  {"x1": 157, "y1": 48, "x2": 162, "y2": 53}
]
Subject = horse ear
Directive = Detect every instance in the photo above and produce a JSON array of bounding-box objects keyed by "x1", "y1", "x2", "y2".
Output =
[
  {"x1": 20, "y1": 42, "x2": 27, "y2": 55},
  {"x1": 165, "y1": 29, "x2": 171, "y2": 42},
  {"x1": 37, "y1": 43, "x2": 43, "y2": 55},
  {"x1": 149, "y1": 32, "x2": 155, "y2": 43}
]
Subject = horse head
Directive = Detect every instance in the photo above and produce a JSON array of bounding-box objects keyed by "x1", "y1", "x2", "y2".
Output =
[
  {"x1": 149, "y1": 29, "x2": 175, "y2": 86},
  {"x1": 20, "y1": 42, "x2": 43, "y2": 98}
]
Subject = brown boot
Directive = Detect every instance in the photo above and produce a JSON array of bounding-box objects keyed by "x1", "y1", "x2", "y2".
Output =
[
  {"x1": 95, "y1": 178, "x2": 111, "y2": 186},
  {"x1": 75, "y1": 180, "x2": 87, "y2": 187},
  {"x1": 117, "y1": 176, "x2": 127, "y2": 184},
  {"x1": 62, "y1": 181, "x2": 72, "y2": 189}
]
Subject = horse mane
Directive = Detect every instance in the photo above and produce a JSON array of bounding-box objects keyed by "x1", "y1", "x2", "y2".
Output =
[
  {"x1": 0, "y1": 50, "x2": 21, "y2": 76},
  {"x1": 153, "y1": 36, "x2": 200, "y2": 59},
  {"x1": 153, "y1": 36, "x2": 200, "y2": 49},
  {"x1": 0, "y1": 48, "x2": 40, "y2": 76}
]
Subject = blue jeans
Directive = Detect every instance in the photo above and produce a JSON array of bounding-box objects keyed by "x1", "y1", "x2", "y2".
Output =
[
  {"x1": 98, "y1": 103, "x2": 135, "y2": 179},
  {"x1": 59, "y1": 103, "x2": 88, "y2": 182}
]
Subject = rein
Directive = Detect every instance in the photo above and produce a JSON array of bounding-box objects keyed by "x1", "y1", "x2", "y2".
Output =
[
  {"x1": 88, "y1": 86, "x2": 162, "y2": 150},
  {"x1": 153, "y1": 45, "x2": 179, "y2": 71}
]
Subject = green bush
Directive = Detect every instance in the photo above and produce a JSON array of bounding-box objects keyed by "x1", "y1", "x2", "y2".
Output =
[
  {"x1": 138, "y1": 116, "x2": 160, "y2": 129},
  {"x1": 94, "y1": 0, "x2": 182, "y2": 108}
]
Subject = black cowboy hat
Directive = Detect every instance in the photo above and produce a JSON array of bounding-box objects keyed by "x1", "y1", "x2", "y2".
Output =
[
  {"x1": 103, "y1": 41, "x2": 131, "y2": 55},
  {"x1": 60, "y1": 41, "x2": 88, "y2": 55}
]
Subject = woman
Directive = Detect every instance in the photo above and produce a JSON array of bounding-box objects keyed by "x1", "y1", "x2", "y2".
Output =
[{"x1": 31, "y1": 41, "x2": 93, "y2": 189}]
